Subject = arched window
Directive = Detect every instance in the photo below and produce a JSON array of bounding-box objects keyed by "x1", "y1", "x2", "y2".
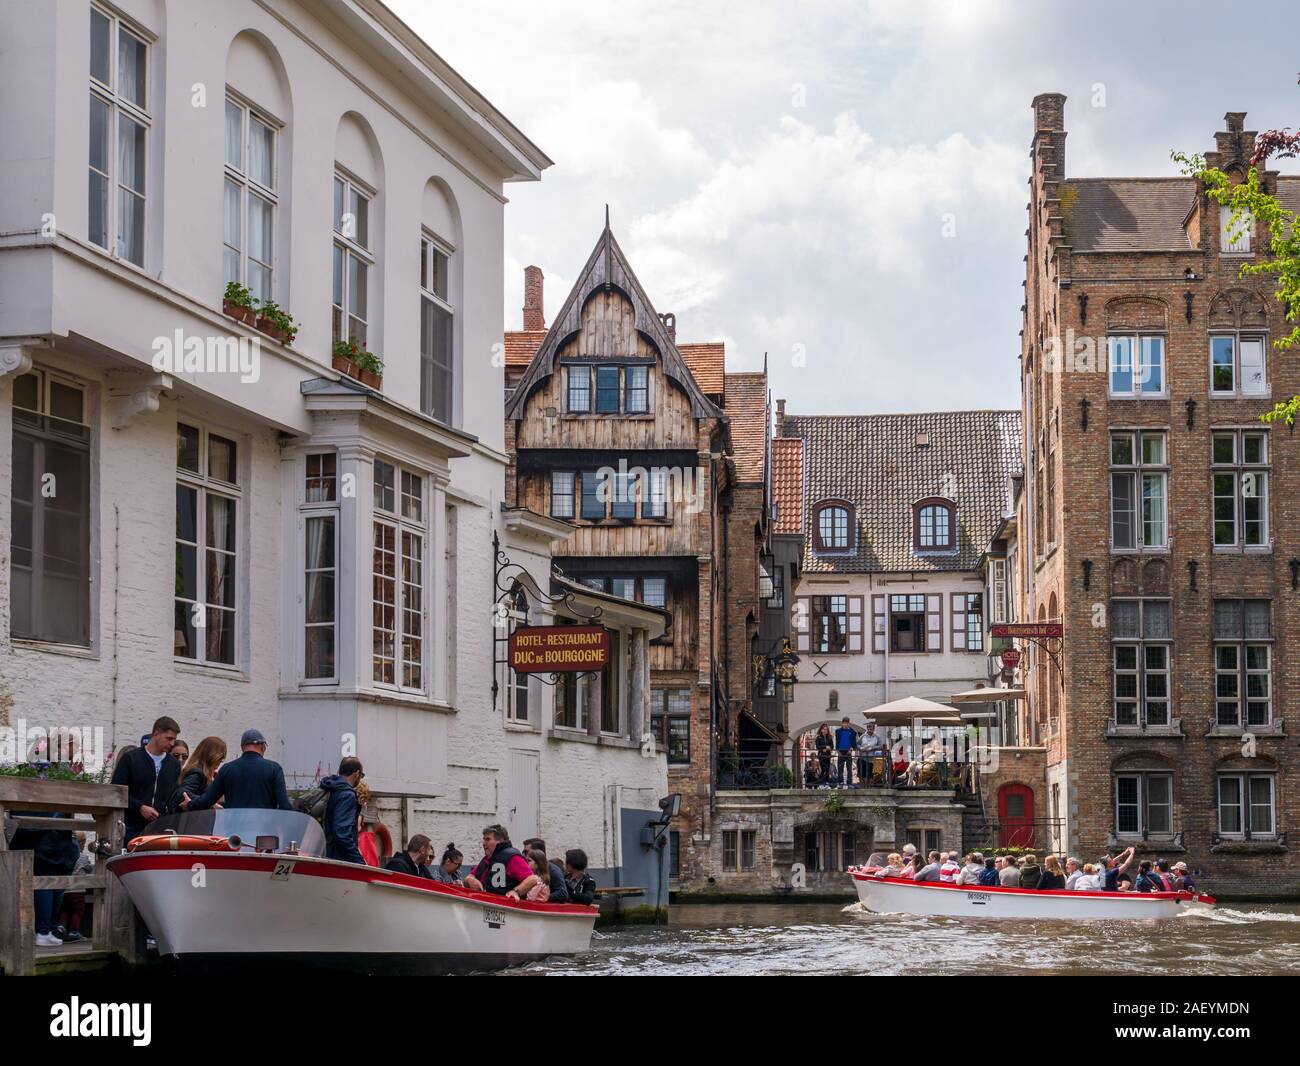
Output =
[
  {"x1": 813, "y1": 502, "x2": 852, "y2": 552},
  {"x1": 914, "y1": 498, "x2": 954, "y2": 550}
]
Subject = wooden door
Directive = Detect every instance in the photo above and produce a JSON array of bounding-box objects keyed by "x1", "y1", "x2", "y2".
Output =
[{"x1": 998, "y1": 783, "x2": 1035, "y2": 848}]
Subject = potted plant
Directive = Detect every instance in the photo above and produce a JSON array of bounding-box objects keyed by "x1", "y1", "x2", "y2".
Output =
[
  {"x1": 353, "y1": 349, "x2": 384, "y2": 389},
  {"x1": 254, "y1": 300, "x2": 298, "y2": 346},
  {"x1": 222, "y1": 281, "x2": 257, "y2": 326},
  {"x1": 331, "y1": 340, "x2": 383, "y2": 388}
]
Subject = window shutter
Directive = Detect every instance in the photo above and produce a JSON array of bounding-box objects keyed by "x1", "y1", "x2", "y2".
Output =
[
  {"x1": 950, "y1": 593, "x2": 967, "y2": 651},
  {"x1": 847, "y1": 596, "x2": 864, "y2": 653},
  {"x1": 795, "y1": 596, "x2": 811, "y2": 653},
  {"x1": 926, "y1": 593, "x2": 942, "y2": 652},
  {"x1": 872, "y1": 594, "x2": 886, "y2": 653}
]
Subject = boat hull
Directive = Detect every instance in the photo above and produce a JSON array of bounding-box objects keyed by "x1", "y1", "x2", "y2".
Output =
[
  {"x1": 853, "y1": 873, "x2": 1213, "y2": 919},
  {"x1": 108, "y1": 851, "x2": 597, "y2": 974}
]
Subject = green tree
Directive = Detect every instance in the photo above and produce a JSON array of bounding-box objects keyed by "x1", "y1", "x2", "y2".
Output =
[{"x1": 1173, "y1": 126, "x2": 1300, "y2": 424}]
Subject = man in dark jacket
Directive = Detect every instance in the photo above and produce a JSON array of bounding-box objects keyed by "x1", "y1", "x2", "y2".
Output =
[
  {"x1": 320, "y1": 757, "x2": 365, "y2": 864},
  {"x1": 385, "y1": 834, "x2": 433, "y2": 878},
  {"x1": 185, "y1": 729, "x2": 292, "y2": 812},
  {"x1": 563, "y1": 848, "x2": 598, "y2": 906},
  {"x1": 523, "y1": 837, "x2": 571, "y2": 903},
  {"x1": 111, "y1": 716, "x2": 182, "y2": 841}
]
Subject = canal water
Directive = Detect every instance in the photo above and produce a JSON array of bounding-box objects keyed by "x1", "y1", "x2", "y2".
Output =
[{"x1": 504, "y1": 901, "x2": 1300, "y2": 976}]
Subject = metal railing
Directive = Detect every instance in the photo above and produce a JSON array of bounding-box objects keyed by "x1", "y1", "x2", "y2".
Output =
[
  {"x1": 716, "y1": 748, "x2": 977, "y2": 793},
  {"x1": 968, "y1": 818, "x2": 1066, "y2": 851}
]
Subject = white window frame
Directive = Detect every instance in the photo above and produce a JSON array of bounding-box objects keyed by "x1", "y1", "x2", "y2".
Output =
[
  {"x1": 175, "y1": 422, "x2": 242, "y2": 669},
  {"x1": 301, "y1": 452, "x2": 338, "y2": 684},
  {"x1": 1114, "y1": 772, "x2": 1173, "y2": 838},
  {"x1": 372, "y1": 459, "x2": 428, "y2": 694},
  {"x1": 1220, "y1": 204, "x2": 1253, "y2": 254},
  {"x1": 1217, "y1": 773, "x2": 1275, "y2": 838},
  {"x1": 1110, "y1": 598, "x2": 1171, "y2": 728},
  {"x1": 505, "y1": 590, "x2": 531, "y2": 724},
  {"x1": 89, "y1": 3, "x2": 151, "y2": 267},
  {"x1": 223, "y1": 93, "x2": 278, "y2": 303},
  {"x1": 1210, "y1": 333, "x2": 1268, "y2": 397},
  {"x1": 1213, "y1": 599, "x2": 1273, "y2": 728},
  {"x1": 1110, "y1": 430, "x2": 1167, "y2": 550},
  {"x1": 550, "y1": 471, "x2": 576, "y2": 518},
  {"x1": 1107, "y1": 334, "x2": 1166, "y2": 398},
  {"x1": 1212, "y1": 429, "x2": 1269, "y2": 549},
  {"x1": 420, "y1": 230, "x2": 456, "y2": 424},
  {"x1": 333, "y1": 171, "x2": 374, "y2": 346}
]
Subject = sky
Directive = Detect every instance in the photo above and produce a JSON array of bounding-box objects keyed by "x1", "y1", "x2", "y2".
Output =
[{"x1": 390, "y1": 0, "x2": 1300, "y2": 416}]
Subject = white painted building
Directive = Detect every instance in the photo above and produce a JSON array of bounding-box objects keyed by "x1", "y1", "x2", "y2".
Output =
[{"x1": 0, "y1": 0, "x2": 668, "y2": 900}]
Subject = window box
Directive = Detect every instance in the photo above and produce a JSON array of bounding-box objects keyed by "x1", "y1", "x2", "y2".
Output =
[
  {"x1": 332, "y1": 341, "x2": 383, "y2": 389},
  {"x1": 222, "y1": 283, "x2": 258, "y2": 327},
  {"x1": 254, "y1": 301, "x2": 298, "y2": 346}
]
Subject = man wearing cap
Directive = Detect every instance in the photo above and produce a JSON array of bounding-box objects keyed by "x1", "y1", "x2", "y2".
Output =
[
  {"x1": 856, "y1": 717, "x2": 887, "y2": 787},
  {"x1": 1171, "y1": 861, "x2": 1196, "y2": 892},
  {"x1": 184, "y1": 729, "x2": 293, "y2": 812}
]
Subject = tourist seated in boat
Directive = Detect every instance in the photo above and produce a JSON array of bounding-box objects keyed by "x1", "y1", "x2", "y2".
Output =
[
  {"x1": 1172, "y1": 861, "x2": 1195, "y2": 892},
  {"x1": 1097, "y1": 846, "x2": 1136, "y2": 891},
  {"x1": 1063, "y1": 856, "x2": 1082, "y2": 889},
  {"x1": 872, "y1": 853, "x2": 905, "y2": 878},
  {"x1": 523, "y1": 839, "x2": 571, "y2": 903},
  {"x1": 464, "y1": 824, "x2": 538, "y2": 898},
  {"x1": 519, "y1": 849, "x2": 552, "y2": 902},
  {"x1": 998, "y1": 856, "x2": 1020, "y2": 887},
  {"x1": 385, "y1": 834, "x2": 434, "y2": 878},
  {"x1": 184, "y1": 728, "x2": 293, "y2": 814},
  {"x1": 1134, "y1": 860, "x2": 1166, "y2": 893},
  {"x1": 914, "y1": 851, "x2": 942, "y2": 882},
  {"x1": 1036, "y1": 854, "x2": 1067, "y2": 890},
  {"x1": 318, "y1": 758, "x2": 366, "y2": 864},
  {"x1": 978, "y1": 856, "x2": 999, "y2": 886},
  {"x1": 1072, "y1": 863, "x2": 1102, "y2": 890},
  {"x1": 1018, "y1": 853, "x2": 1042, "y2": 888},
  {"x1": 955, "y1": 852, "x2": 985, "y2": 885},
  {"x1": 430, "y1": 843, "x2": 465, "y2": 885},
  {"x1": 939, "y1": 853, "x2": 961, "y2": 882},
  {"x1": 1155, "y1": 858, "x2": 1178, "y2": 890},
  {"x1": 563, "y1": 848, "x2": 598, "y2": 905}
]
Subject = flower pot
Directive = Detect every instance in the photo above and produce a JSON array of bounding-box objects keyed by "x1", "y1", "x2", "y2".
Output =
[
  {"x1": 256, "y1": 316, "x2": 291, "y2": 345},
  {"x1": 223, "y1": 299, "x2": 256, "y2": 326},
  {"x1": 332, "y1": 354, "x2": 361, "y2": 379},
  {"x1": 359, "y1": 368, "x2": 383, "y2": 390}
]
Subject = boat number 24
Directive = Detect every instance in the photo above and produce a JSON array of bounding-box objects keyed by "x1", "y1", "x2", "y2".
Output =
[{"x1": 271, "y1": 860, "x2": 297, "y2": 881}]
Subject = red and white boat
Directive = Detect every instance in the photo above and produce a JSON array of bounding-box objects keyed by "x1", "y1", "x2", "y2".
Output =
[
  {"x1": 107, "y1": 810, "x2": 598, "y2": 974},
  {"x1": 853, "y1": 871, "x2": 1215, "y2": 920}
]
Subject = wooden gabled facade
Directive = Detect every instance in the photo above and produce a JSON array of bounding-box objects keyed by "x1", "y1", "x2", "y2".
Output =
[{"x1": 504, "y1": 221, "x2": 741, "y2": 885}]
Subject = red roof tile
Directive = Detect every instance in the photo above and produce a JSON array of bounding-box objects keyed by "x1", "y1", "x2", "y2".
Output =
[
  {"x1": 772, "y1": 437, "x2": 803, "y2": 535},
  {"x1": 677, "y1": 342, "x2": 725, "y2": 395},
  {"x1": 724, "y1": 371, "x2": 768, "y2": 483}
]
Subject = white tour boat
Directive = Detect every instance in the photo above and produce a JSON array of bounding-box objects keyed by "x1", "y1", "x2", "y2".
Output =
[
  {"x1": 106, "y1": 810, "x2": 598, "y2": 974},
  {"x1": 852, "y1": 870, "x2": 1215, "y2": 920}
]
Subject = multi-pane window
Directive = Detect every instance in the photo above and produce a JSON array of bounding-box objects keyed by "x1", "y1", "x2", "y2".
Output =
[
  {"x1": 721, "y1": 829, "x2": 757, "y2": 871},
  {"x1": 557, "y1": 668, "x2": 610, "y2": 732},
  {"x1": 580, "y1": 471, "x2": 604, "y2": 520},
  {"x1": 1115, "y1": 773, "x2": 1173, "y2": 837},
  {"x1": 420, "y1": 234, "x2": 454, "y2": 423},
  {"x1": 805, "y1": 830, "x2": 855, "y2": 873},
  {"x1": 373, "y1": 459, "x2": 425, "y2": 690},
  {"x1": 625, "y1": 366, "x2": 649, "y2": 412},
  {"x1": 176, "y1": 424, "x2": 240, "y2": 666},
  {"x1": 595, "y1": 367, "x2": 621, "y2": 413},
  {"x1": 1210, "y1": 335, "x2": 1267, "y2": 396},
  {"x1": 506, "y1": 589, "x2": 531, "y2": 723},
  {"x1": 1111, "y1": 599, "x2": 1171, "y2": 726},
  {"x1": 550, "y1": 471, "x2": 575, "y2": 518},
  {"x1": 1214, "y1": 600, "x2": 1272, "y2": 727},
  {"x1": 643, "y1": 467, "x2": 668, "y2": 518},
  {"x1": 611, "y1": 468, "x2": 637, "y2": 519},
  {"x1": 223, "y1": 96, "x2": 276, "y2": 302},
  {"x1": 767, "y1": 565, "x2": 784, "y2": 609},
  {"x1": 915, "y1": 500, "x2": 954, "y2": 549},
  {"x1": 581, "y1": 575, "x2": 667, "y2": 611},
  {"x1": 567, "y1": 366, "x2": 592, "y2": 412},
  {"x1": 11, "y1": 371, "x2": 91, "y2": 646},
  {"x1": 816, "y1": 505, "x2": 850, "y2": 551},
  {"x1": 651, "y1": 688, "x2": 691, "y2": 764},
  {"x1": 950, "y1": 592, "x2": 984, "y2": 652},
  {"x1": 890, "y1": 594, "x2": 927, "y2": 653},
  {"x1": 641, "y1": 577, "x2": 667, "y2": 608},
  {"x1": 89, "y1": 5, "x2": 149, "y2": 266},
  {"x1": 1108, "y1": 335, "x2": 1165, "y2": 397},
  {"x1": 1212, "y1": 430, "x2": 1268, "y2": 547},
  {"x1": 1110, "y1": 431, "x2": 1167, "y2": 549},
  {"x1": 1220, "y1": 204, "x2": 1253, "y2": 254},
  {"x1": 811, "y1": 595, "x2": 848, "y2": 653},
  {"x1": 332, "y1": 173, "x2": 372, "y2": 346},
  {"x1": 303, "y1": 453, "x2": 338, "y2": 680},
  {"x1": 1217, "y1": 774, "x2": 1274, "y2": 837}
]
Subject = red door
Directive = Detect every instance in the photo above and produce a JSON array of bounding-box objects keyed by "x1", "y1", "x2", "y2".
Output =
[{"x1": 998, "y1": 784, "x2": 1035, "y2": 848}]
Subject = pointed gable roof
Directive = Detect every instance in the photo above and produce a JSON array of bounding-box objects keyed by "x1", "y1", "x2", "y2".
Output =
[{"x1": 504, "y1": 220, "x2": 726, "y2": 422}]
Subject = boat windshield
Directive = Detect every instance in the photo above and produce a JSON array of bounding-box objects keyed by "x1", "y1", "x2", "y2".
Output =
[
  {"x1": 145, "y1": 809, "x2": 326, "y2": 856},
  {"x1": 865, "y1": 852, "x2": 890, "y2": 868}
]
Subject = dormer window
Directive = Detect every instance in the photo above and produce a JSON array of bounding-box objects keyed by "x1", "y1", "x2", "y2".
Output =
[
  {"x1": 565, "y1": 363, "x2": 654, "y2": 414},
  {"x1": 813, "y1": 502, "x2": 853, "y2": 552},
  {"x1": 914, "y1": 498, "x2": 955, "y2": 551}
]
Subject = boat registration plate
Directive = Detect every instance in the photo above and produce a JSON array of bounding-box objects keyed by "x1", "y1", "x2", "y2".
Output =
[
  {"x1": 483, "y1": 906, "x2": 507, "y2": 929},
  {"x1": 271, "y1": 859, "x2": 296, "y2": 881}
]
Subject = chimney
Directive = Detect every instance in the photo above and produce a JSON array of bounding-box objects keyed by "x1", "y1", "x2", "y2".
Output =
[
  {"x1": 658, "y1": 311, "x2": 676, "y2": 341},
  {"x1": 775, "y1": 398, "x2": 786, "y2": 433},
  {"x1": 523, "y1": 265, "x2": 544, "y2": 331},
  {"x1": 1031, "y1": 92, "x2": 1067, "y2": 181}
]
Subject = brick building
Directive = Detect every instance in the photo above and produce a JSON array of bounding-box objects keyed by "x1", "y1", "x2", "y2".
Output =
[{"x1": 1018, "y1": 94, "x2": 1300, "y2": 895}]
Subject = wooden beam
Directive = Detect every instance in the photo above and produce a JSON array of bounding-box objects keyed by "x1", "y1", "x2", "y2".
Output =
[
  {"x1": 9, "y1": 815, "x2": 99, "y2": 833},
  {"x1": 33, "y1": 873, "x2": 107, "y2": 891},
  {"x1": 0, "y1": 849, "x2": 35, "y2": 976}
]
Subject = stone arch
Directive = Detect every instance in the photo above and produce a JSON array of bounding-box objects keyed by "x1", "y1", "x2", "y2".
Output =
[
  {"x1": 1111, "y1": 558, "x2": 1138, "y2": 596},
  {"x1": 1105, "y1": 296, "x2": 1168, "y2": 333},
  {"x1": 226, "y1": 29, "x2": 291, "y2": 122},
  {"x1": 1140, "y1": 558, "x2": 1169, "y2": 595},
  {"x1": 334, "y1": 111, "x2": 383, "y2": 191},
  {"x1": 1208, "y1": 291, "x2": 1237, "y2": 330}
]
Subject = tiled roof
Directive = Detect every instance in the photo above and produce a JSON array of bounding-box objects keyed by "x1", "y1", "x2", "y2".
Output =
[
  {"x1": 1062, "y1": 178, "x2": 1195, "y2": 252},
  {"x1": 724, "y1": 371, "x2": 768, "y2": 483},
  {"x1": 1278, "y1": 175, "x2": 1300, "y2": 215},
  {"x1": 504, "y1": 330, "x2": 547, "y2": 370},
  {"x1": 785, "y1": 410, "x2": 1023, "y2": 573},
  {"x1": 678, "y1": 342, "x2": 725, "y2": 395},
  {"x1": 771, "y1": 437, "x2": 804, "y2": 536}
]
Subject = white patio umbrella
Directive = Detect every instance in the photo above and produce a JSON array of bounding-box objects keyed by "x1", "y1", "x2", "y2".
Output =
[{"x1": 855, "y1": 696, "x2": 963, "y2": 771}]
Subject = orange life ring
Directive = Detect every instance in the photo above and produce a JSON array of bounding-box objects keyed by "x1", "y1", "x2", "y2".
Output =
[{"x1": 128, "y1": 833, "x2": 239, "y2": 853}]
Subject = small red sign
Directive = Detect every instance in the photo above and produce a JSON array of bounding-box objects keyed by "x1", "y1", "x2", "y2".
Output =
[
  {"x1": 509, "y1": 625, "x2": 610, "y2": 673},
  {"x1": 991, "y1": 623, "x2": 1063, "y2": 639},
  {"x1": 1000, "y1": 647, "x2": 1022, "y2": 670}
]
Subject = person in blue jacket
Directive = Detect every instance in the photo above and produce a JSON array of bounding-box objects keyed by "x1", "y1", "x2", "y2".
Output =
[
  {"x1": 184, "y1": 729, "x2": 292, "y2": 812},
  {"x1": 834, "y1": 717, "x2": 857, "y2": 785},
  {"x1": 320, "y1": 757, "x2": 365, "y2": 864},
  {"x1": 978, "y1": 856, "x2": 1000, "y2": 886}
]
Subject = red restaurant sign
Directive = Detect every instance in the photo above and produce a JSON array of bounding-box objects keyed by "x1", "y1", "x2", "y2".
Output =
[
  {"x1": 509, "y1": 625, "x2": 610, "y2": 673},
  {"x1": 991, "y1": 623, "x2": 1063, "y2": 639},
  {"x1": 1000, "y1": 647, "x2": 1022, "y2": 670}
]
